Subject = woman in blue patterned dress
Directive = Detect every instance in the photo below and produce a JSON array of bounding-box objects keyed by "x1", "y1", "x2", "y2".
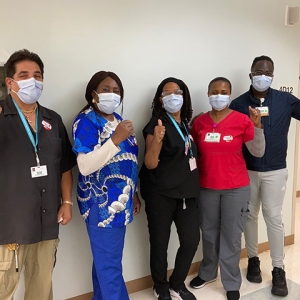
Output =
[{"x1": 72, "y1": 71, "x2": 140, "y2": 300}]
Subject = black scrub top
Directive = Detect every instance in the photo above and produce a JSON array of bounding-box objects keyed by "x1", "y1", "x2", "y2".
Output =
[{"x1": 139, "y1": 115, "x2": 200, "y2": 199}]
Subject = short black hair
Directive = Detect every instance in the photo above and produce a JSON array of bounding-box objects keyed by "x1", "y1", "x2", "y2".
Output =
[
  {"x1": 251, "y1": 55, "x2": 274, "y2": 72},
  {"x1": 5, "y1": 49, "x2": 44, "y2": 78},
  {"x1": 208, "y1": 77, "x2": 232, "y2": 93},
  {"x1": 151, "y1": 77, "x2": 193, "y2": 123}
]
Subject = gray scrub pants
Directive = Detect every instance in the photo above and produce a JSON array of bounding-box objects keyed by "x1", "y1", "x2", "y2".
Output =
[
  {"x1": 197, "y1": 185, "x2": 250, "y2": 291},
  {"x1": 244, "y1": 169, "x2": 288, "y2": 269}
]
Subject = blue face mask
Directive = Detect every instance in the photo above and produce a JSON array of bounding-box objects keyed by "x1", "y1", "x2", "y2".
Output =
[
  {"x1": 252, "y1": 75, "x2": 272, "y2": 92},
  {"x1": 209, "y1": 94, "x2": 230, "y2": 111},
  {"x1": 12, "y1": 77, "x2": 43, "y2": 104},
  {"x1": 162, "y1": 94, "x2": 183, "y2": 113},
  {"x1": 96, "y1": 92, "x2": 121, "y2": 114}
]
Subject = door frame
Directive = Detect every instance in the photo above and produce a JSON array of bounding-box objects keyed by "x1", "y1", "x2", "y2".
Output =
[{"x1": 292, "y1": 71, "x2": 300, "y2": 235}]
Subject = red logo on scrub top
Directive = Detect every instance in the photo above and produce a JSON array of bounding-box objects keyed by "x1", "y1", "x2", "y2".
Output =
[{"x1": 42, "y1": 120, "x2": 52, "y2": 130}]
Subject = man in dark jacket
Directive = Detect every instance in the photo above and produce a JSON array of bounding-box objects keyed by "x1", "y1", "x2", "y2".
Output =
[{"x1": 229, "y1": 55, "x2": 300, "y2": 297}]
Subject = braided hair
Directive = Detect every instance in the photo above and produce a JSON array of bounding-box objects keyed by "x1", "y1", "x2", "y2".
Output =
[{"x1": 151, "y1": 77, "x2": 193, "y2": 123}]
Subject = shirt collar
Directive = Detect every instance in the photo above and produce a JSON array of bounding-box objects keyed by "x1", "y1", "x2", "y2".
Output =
[
  {"x1": 3, "y1": 94, "x2": 52, "y2": 120},
  {"x1": 3, "y1": 95, "x2": 18, "y2": 116},
  {"x1": 248, "y1": 85, "x2": 272, "y2": 104}
]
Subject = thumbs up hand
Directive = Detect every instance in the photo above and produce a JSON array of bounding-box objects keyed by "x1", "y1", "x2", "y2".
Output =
[{"x1": 154, "y1": 119, "x2": 165, "y2": 143}]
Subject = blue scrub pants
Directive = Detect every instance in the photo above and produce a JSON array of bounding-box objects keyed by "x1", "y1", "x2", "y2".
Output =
[{"x1": 86, "y1": 222, "x2": 129, "y2": 300}]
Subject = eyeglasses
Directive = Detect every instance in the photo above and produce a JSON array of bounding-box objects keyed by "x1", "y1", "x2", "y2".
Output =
[
  {"x1": 251, "y1": 71, "x2": 274, "y2": 77},
  {"x1": 161, "y1": 89, "x2": 183, "y2": 97}
]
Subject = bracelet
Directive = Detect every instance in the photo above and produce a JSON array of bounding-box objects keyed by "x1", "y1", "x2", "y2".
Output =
[{"x1": 62, "y1": 201, "x2": 73, "y2": 206}]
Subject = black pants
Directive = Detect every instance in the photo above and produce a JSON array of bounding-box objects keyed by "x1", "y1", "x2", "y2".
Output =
[{"x1": 144, "y1": 193, "x2": 200, "y2": 293}]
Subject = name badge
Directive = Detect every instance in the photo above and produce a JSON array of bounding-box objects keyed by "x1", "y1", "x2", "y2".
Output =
[
  {"x1": 223, "y1": 135, "x2": 233, "y2": 142},
  {"x1": 257, "y1": 106, "x2": 269, "y2": 116},
  {"x1": 189, "y1": 157, "x2": 197, "y2": 171},
  {"x1": 31, "y1": 165, "x2": 48, "y2": 178},
  {"x1": 204, "y1": 132, "x2": 221, "y2": 143}
]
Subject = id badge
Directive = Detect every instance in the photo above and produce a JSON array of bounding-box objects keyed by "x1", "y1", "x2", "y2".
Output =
[
  {"x1": 257, "y1": 106, "x2": 269, "y2": 116},
  {"x1": 189, "y1": 157, "x2": 197, "y2": 171},
  {"x1": 204, "y1": 132, "x2": 221, "y2": 143},
  {"x1": 223, "y1": 135, "x2": 233, "y2": 142},
  {"x1": 31, "y1": 165, "x2": 48, "y2": 178}
]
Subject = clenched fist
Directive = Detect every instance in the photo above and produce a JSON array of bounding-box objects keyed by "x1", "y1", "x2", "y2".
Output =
[{"x1": 111, "y1": 120, "x2": 134, "y2": 146}]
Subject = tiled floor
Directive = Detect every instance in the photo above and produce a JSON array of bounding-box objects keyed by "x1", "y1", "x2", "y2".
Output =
[{"x1": 130, "y1": 199, "x2": 300, "y2": 299}]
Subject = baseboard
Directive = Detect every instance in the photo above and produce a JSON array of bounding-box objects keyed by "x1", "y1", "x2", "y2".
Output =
[
  {"x1": 240, "y1": 234, "x2": 294, "y2": 258},
  {"x1": 66, "y1": 294, "x2": 93, "y2": 300},
  {"x1": 66, "y1": 234, "x2": 294, "y2": 300}
]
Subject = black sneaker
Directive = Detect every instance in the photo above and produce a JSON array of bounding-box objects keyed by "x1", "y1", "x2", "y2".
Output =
[
  {"x1": 246, "y1": 256, "x2": 262, "y2": 283},
  {"x1": 170, "y1": 286, "x2": 196, "y2": 300},
  {"x1": 190, "y1": 276, "x2": 217, "y2": 289},
  {"x1": 271, "y1": 267, "x2": 288, "y2": 297},
  {"x1": 226, "y1": 290, "x2": 240, "y2": 300},
  {"x1": 153, "y1": 289, "x2": 172, "y2": 300}
]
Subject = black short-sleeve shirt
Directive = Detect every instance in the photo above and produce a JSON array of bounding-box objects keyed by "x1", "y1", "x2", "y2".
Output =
[
  {"x1": 139, "y1": 115, "x2": 200, "y2": 199},
  {"x1": 0, "y1": 95, "x2": 76, "y2": 244}
]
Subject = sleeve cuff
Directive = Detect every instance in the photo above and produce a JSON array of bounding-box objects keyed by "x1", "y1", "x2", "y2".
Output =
[{"x1": 254, "y1": 126, "x2": 264, "y2": 135}]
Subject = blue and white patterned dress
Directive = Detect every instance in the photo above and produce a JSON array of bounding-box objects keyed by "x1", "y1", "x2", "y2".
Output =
[{"x1": 72, "y1": 108, "x2": 138, "y2": 228}]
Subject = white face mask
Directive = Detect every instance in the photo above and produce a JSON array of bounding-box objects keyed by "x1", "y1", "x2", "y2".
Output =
[
  {"x1": 11, "y1": 77, "x2": 43, "y2": 104},
  {"x1": 96, "y1": 92, "x2": 121, "y2": 114},
  {"x1": 209, "y1": 94, "x2": 230, "y2": 111},
  {"x1": 251, "y1": 75, "x2": 272, "y2": 92},
  {"x1": 162, "y1": 94, "x2": 183, "y2": 114}
]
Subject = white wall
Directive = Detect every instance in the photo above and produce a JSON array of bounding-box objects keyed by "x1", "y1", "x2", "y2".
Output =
[{"x1": 1, "y1": 0, "x2": 300, "y2": 299}]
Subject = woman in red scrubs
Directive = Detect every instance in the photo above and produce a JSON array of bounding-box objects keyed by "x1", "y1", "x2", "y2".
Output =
[{"x1": 189, "y1": 77, "x2": 265, "y2": 300}]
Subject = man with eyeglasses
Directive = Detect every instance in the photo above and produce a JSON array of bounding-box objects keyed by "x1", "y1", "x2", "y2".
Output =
[{"x1": 229, "y1": 55, "x2": 300, "y2": 297}]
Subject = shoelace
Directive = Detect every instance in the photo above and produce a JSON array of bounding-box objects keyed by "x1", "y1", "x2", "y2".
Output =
[
  {"x1": 160, "y1": 292, "x2": 171, "y2": 299},
  {"x1": 249, "y1": 259, "x2": 260, "y2": 272},
  {"x1": 177, "y1": 287, "x2": 190, "y2": 295},
  {"x1": 273, "y1": 269, "x2": 285, "y2": 284}
]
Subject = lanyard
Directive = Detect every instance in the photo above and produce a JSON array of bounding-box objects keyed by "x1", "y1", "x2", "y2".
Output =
[
  {"x1": 167, "y1": 113, "x2": 193, "y2": 157},
  {"x1": 12, "y1": 98, "x2": 40, "y2": 166}
]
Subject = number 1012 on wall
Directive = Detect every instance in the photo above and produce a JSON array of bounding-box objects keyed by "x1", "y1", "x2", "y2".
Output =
[{"x1": 279, "y1": 86, "x2": 294, "y2": 94}]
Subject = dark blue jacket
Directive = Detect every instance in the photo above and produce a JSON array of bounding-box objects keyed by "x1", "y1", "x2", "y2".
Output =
[{"x1": 229, "y1": 87, "x2": 300, "y2": 172}]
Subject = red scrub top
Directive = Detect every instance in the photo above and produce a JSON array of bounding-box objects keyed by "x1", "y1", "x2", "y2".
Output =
[{"x1": 191, "y1": 110, "x2": 254, "y2": 190}]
